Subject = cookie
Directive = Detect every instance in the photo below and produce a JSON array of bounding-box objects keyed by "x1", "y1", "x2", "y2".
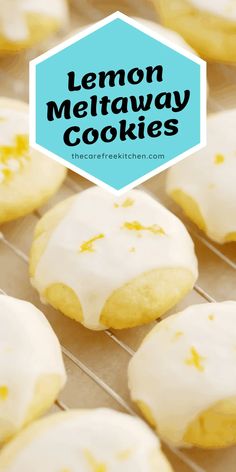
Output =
[
  {"x1": 29, "y1": 186, "x2": 198, "y2": 330},
  {"x1": 0, "y1": 294, "x2": 66, "y2": 443},
  {"x1": 166, "y1": 108, "x2": 236, "y2": 244},
  {"x1": 0, "y1": 97, "x2": 66, "y2": 224},
  {"x1": 0, "y1": 408, "x2": 173, "y2": 472},
  {"x1": 128, "y1": 301, "x2": 236, "y2": 448},
  {"x1": 155, "y1": 0, "x2": 236, "y2": 62}
]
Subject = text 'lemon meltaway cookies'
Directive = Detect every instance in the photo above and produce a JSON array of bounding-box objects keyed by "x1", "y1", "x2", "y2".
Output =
[
  {"x1": 155, "y1": 0, "x2": 236, "y2": 63},
  {"x1": 29, "y1": 186, "x2": 198, "y2": 330},
  {"x1": 0, "y1": 97, "x2": 66, "y2": 224},
  {"x1": 166, "y1": 108, "x2": 236, "y2": 244},
  {"x1": 128, "y1": 301, "x2": 236, "y2": 448},
  {"x1": 0, "y1": 0, "x2": 68, "y2": 53},
  {"x1": 0, "y1": 409, "x2": 174, "y2": 472},
  {"x1": 0, "y1": 294, "x2": 66, "y2": 443}
]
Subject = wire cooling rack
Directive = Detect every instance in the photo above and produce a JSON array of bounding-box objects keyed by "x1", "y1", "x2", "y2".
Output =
[{"x1": 0, "y1": 1, "x2": 236, "y2": 471}]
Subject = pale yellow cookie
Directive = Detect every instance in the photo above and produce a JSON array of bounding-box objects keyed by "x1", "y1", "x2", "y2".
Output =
[
  {"x1": 128, "y1": 301, "x2": 236, "y2": 448},
  {"x1": 155, "y1": 0, "x2": 236, "y2": 62},
  {"x1": 0, "y1": 294, "x2": 66, "y2": 444},
  {"x1": 0, "y1": 97, "x2": 66, "y2": 224},
  {"x1": 166, "y1": 108, "x2": 236, "y2": 244},
  {"x1": 0, "y1": 0, "x2": 68, "y2": 53},
  {"x1": 0, "y1": 409, "x2": 174, "y2": 472},
  {"x1": 30, "y1": 187, "x2": 197, "y2": 329},
  {"x1": 29, "y1": 186, "x2": 198, "y2": 330}
]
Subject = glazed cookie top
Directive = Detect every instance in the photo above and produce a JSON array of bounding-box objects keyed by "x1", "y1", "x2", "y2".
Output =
[
  {"x1": 0, "y1": 295, "x2": 66, "y2": 438},
  {"x1": 0, "y1": 409, "x2": 171, "y2": 472},
  {"x1": 0, "y1": 103, "x2": 30, "y2": 184},
  {"x1": 32, "y1": 187, "x2": 198, "y2": 330},
  {"x1": 0, "y1": 0, "x2": 67, "y2": 42},
  {"x1": 189, "y1": 0, "x2": 236, "y2": 21},
  {"x1": 128, "y1": 301, "x2": 236, "y2": 446},
  {"x1": 167, "y1": 108, "x2": 236, "y2": 243}
]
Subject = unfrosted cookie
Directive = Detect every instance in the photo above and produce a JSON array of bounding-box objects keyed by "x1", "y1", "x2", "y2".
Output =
[
  {"x1": 128, "y1": 301, "x2": 236, "y2": 448},
  {"x1": 0, "y1": 409, "x2": 173, "y2": 472},
  {"x1": 0, "y1": 98, "x2": 66, "y2": 224},
  {"x1": 166, "y1": 108, "x2": 236, "y2": 244},
  {"x1": 0, "y1": 0, "x2": 68, "y2": 53},
  {"x1": 0, "y1": 294, "x2": 66, "y2": 443},
  {"x1": 29, "y1": 186, "x2": 198, "y2": 330},
  {"x1": 155, "y1": 0, "x2": 236, "y2": 62}
]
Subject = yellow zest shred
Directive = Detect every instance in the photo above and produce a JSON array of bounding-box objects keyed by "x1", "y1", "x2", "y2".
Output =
[
  {"x1": 173, "y1": 331, "x2": 183, "y2": 341},
  {"x1": 214, "y1": 153, "x2": 225, "y2": 165},
  {"x1": 114, "y1": 197, "x2": 134, "y2": 208},
  {"x1": 185, "y1": 347, "x2": 206, "y2": 372},
  {"x1": 79, "y1": 234, "x2": 105, "y2": 253},
  {"x1": 0, "y1": 385, "x2": 8, "y2": 400},
  {"x1": 84, "y1": 450, "x2": 107, "y2": 472},
  {"x1": 0, "y1": 134, "x2": 30, "y2": 183},
  {"x1": 122, "y1": 220, "x2": 165, "y2": 235}
]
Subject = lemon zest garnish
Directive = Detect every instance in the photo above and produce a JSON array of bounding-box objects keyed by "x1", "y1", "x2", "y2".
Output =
[
  {"x1": 114, "y1": 198, "x2": 134, "y2": 208},
  {"x1": 79, "y1": 234, "x2": 105, "y2": 253},
  {"x1": 0, "y1": 385, "x2": 8, "y2": 400},
  {"x1": 121, "y1": 198, "x2": 134, "y2": 207},
  {"x1": 214, "y1": 153, "x2": 225, "y2": 165},
  {"x1": 185, "y1": 347, "x2": 206, "y2": 372},
  {"x1": 117, "y1": 449, "x2": 132, "y2": 460},
  {"x1": 122, "y1": 220, "x2": 165, "y2": 235},
  {"x1": 0, "y1": 134, "x2": 30, "y2": 183},
  {"x1": 208, "y1": 314, "x2": 215, "y2": 321},
  {"x1": 129, "y1": 247, "x2": 136, "y2": 253},
  {"x1": 84, "y1": 450, "x2": 107, "y2": 472},
  {"x1": 173, "y1": 331, "x2": 183, "y2": 341}
]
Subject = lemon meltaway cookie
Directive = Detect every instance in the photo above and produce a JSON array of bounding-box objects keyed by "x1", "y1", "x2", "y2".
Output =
[
  {"x1": 128, "y1": 301, "x2": 236, "y2": 448},
  {"x1": 0, "y1": 0, "x2": 68, "y2": 53},
  {"x1": 29, "y1": 186, "x2": 198, "y2": 330},
  {"x1": 0, "y1": 294, "x2": 66, "y2": 443},
  {"x1": 155, "y1": 0, "x2": 236, "y2": 62},
  {"x1": 0, "y1": 409, "x2": 174, "y2": 472},
  {"x1": 135, "y1": 17, "x2": 197, "y2": 55},
  {"x1": 166, "y1": 108, "x2": 236, "y2": 244},
  {"x1": 0, "y1": 98, "x2": 66, "y2": 224}
]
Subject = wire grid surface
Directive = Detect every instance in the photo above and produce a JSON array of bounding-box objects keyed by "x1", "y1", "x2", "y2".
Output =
[{"x1": 0, "y1": 1, "x2": 236, "y2": 471}]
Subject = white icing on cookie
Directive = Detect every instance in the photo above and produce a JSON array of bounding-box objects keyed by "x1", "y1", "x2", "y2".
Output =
[
  {"x1": 0, "y1": 409, "x2": 170, "y2": 472},
  {"x1": 128, "y1": 301, "x2": 236, "y2": 447},
  {"x1": 166, "y1": 108, "x2": 236, "y2": 243},
  {"x1": 0, "y1": 0, "x2": 67, "y2": 42},
  {"x1": 0, "y1": 107, "x2": 29, "y2": 184},
  {"x1": 32, "y1": 187, "x2": 198, "y2": 330},
  {"x1": 0, "y1": 295, "x2": 66, "y2": 441},
  {"x1": 189, "y1": 0, "x2": 236, "y2": 21}
]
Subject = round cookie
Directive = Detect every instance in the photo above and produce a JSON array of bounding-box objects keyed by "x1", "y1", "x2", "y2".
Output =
[
  {"x1": 0, "y1": 294, "x2": 66, "y2": 444},
  {"x1": 0, "y1": 0, "x2": 68, "y2": 53},
  {"x1": 29, "y1": 186, "x2": 198, "y2": 330},
  {"x1": 155, "y1": 0, "x2": 236, "y2": 63},
  {"x1": 128, "y1": 301, "x2": 236, "y2": 448},
  {"x1": 166, "y1": 108, "x2": 236, "y2": 244},
  {"x1": 0, "y1": 408, "x2": 174, "y2": 472},
  {"x1": 0, "y1": 97, "x2": 67, "y2": 224}
]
